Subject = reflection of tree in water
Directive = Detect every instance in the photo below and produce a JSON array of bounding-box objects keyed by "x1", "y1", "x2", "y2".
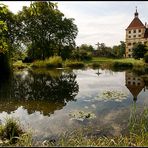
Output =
[{"x1": 0, "y1": 70, "x2": 79, "y2": 116}]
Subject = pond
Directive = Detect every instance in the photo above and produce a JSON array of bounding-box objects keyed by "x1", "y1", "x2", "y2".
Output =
[{"x1": 0, "y1": 67, "x2": 148, "y2": 142}]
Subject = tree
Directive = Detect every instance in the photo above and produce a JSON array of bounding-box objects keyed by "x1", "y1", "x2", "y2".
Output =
[
  {"x1": 79, "y1": 44, "x2": 94, "y2": 52},
  {"x1": 0, "y1": 4, "x2": 19, "y2": 59},
  {"x1": 119, "y1": 41, "x2": 125, "y2": 57},
  {"x1": 0, "y1": 4, "x2": 12, "y2": 72},
  {"x1": 112, "y1": 41, "x2": 125, "y2": 58},
  {"x1": 0, "y1": 20, "x2": 10, "y2": 72},
  {"x1": 132, "y1": 43, "x2": 148, "y2": 59},
  {"x1": 18, "y1": 1, "x2": 78, "y2": 60}
]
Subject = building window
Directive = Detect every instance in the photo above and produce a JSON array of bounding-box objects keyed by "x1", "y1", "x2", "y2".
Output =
[
  {"x1": 129, "y1": 49, "x2": 131, "y2": 51},
  {"x1": 129, "y1": 30, "x2": 131, "y2": 34},
  {"x1": 128, "y1": 36, "x2": 131, "y2": 38},
  {"x1": 134, "y1": 30, "x2": 136, "y2": 33},
  {"x1": 144, "y1": 42, "x2": 147, "y2": 44},
  {"x1": 133, "y1": 35, "x2": 136, "y2": 38},
  {"x1": 139, "y1": 29, "x2": 141, "y2": 32},
  {"x1": 133, "y1": 42, "x2": 136, "y2": 45},
  {"x1": 128, "y1": 43, "x2": 131, "y2": 45},
  {"x1": 128, "y1": 54, "x2": 131, "y2": 58},
  {"x1": 139, "y1": 35, "x2": 141, "y2": 37}
]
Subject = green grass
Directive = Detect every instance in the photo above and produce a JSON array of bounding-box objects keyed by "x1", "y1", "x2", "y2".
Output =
[
  {"x1": 64, "y1": 60, "x2": 85, "y2": 68},
  {"x1": 91, "y1": 57, "x2": 145, "y2": 66},
  {"x1": 13, "y1": 57, "x2": 147, "y2": 70},
  {"x1": 12, "y1": 60, "x2": 30, "y2": 70},
  {"x1": 0, "y1": 117, "x2": 32, "y2": 146},
  {"x1": 31, "y1": 56, "x2": 62, "y2": 68}
]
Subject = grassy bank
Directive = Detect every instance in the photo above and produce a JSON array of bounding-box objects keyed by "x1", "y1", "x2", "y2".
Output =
[{"x1": 12, "y1": 57, "x2": 147, "y2": 71}]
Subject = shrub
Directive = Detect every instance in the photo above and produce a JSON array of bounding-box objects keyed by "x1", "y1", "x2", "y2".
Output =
[
  {"x1": 31, "y1": 60, "x2": 46, "y2": 68},
  {"x1": 0, "y1": 117, "x2": 32, "y2": 146},
  {"x1": 144, "y1": 52, "x2": 148, "y2": 63},
  {"x1": 112, "y1": 62, "x2": 133, "y2": 68},
  {"x1": 46, "y1": 56, "x2": 62, "y2": 68},
  {"x1": 31, "y1": 56, "x2": 63, "y2": 68},
  {"x1": 71, "y1": 50, "x2": 92, "y2": 61},
  {"x1": 0, "y1": 117, "x2": 23, "y2": 144},
  {"x1": 65, "y1": 60, "x2": 85, "y2": 68},
  {"x1": 22, "y1": 57, "x2": 34, "y2": 63},
  {"x1": 13, "y1": 61, "x2": 29, "y2": 70},
  {"x1": 91, "y1": 63, "x2": 100, "y2": 68}
]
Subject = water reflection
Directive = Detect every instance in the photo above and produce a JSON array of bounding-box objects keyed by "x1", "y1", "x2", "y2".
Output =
[
  {"x1": 0, "y1": 69, "x2": 79, "y2": 116},
  {"x1": 125, "y1": 71, "x2": 148, "y2": 102}
]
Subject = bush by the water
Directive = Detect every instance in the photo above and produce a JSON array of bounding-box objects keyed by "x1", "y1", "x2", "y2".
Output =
[
  {"x1": 112, "y1": 62, "x2": 133, "y2": 68},
  {"x1": 31, "y1": 56, "x2": 62, "y2": 68},
  {"x1": 22, "y1": 57, "x2": 34, "y2": 63},
  {"x1": 144, "y1": 52, "x2": 148, "y2": 63},
  {"x1": 46, "y1": 56, "x2": 62, "y2": 68},
  {"x1": 71, "y1": 50, "x2": 92, "y2": 61},
  {"x1": 91, "y1": 63, "x2": 100, "y2": 68},
  {"x1": 65, "y1": 60, "x2": 85, "y2": 68}
]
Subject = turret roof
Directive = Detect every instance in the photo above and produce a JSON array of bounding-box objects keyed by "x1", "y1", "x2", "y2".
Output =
[
  {"x1": 126, "y1": 17, "x2": 145, "y2": 30},
  {"x1": 126, "y1": 8, "x2": 145, "y2": 30}
]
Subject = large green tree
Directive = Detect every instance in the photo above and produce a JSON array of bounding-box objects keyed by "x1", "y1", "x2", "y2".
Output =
[
  {"x1": 132, "y1": 43, "x2": 148, "y2": 59},
  {"x1": 0, "y1": 4, "x2": 13, "y2": 72},
  {"x1": 0, "y1": 4, "x2": 20, "y2": 58},
  {"x1": 18, "y1": 1, "x2": 78, "y2": 60}
]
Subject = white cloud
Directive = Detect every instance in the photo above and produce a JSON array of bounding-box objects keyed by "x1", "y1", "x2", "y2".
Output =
[
  {"x1": 1, "y1": 1, "x2": 30, "y2": 14},
  {"x1": 1, "y1": 1, "x2": 148, "y2": 47}
]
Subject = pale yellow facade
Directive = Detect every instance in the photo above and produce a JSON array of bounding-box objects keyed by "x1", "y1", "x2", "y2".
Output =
[{"x1": 125, "y1": 11, "x2": 148, "y2": 58}]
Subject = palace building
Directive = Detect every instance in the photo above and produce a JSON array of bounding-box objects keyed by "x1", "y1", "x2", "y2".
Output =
[
  {"x1": 125, "y1": 8, "x2": 148, "y2": 58},
  {"x1": 125, "y1": 71, "x2": 146, "y2": 102}
]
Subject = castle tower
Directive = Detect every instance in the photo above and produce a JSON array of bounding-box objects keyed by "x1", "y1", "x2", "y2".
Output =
[
  {"x1": 125, "y1": 71, "x2": 145, "y2": 101},
  {"x1": 125, "y1": 8, "x2": 148, "y2": 58}
]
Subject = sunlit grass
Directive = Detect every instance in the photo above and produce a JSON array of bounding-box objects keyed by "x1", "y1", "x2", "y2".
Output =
[
  {"x1": 91, "y1": 57, "x2": 145, "y2": 67},
  {"x1": 31, "y1": 56, "x2": 62, "y2": 68},
  {"x1": 64, "y1": 59, "x2": 85, "y2": 68},
  {"x1": 13, "y1": 60, "x2": 30, "y2": 70},
  {"x1": 0, "y1": 117, "x2": 32, "y2": 146}
]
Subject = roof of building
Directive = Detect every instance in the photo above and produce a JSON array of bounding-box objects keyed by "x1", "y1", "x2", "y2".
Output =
[
  {"x1": 144, "y1": 28, "x2": 148, "y2": 38},
  {"x1": 126, "y1": 17, "x2": 145, "y2": 30},
  {"x1": 126, "y1": 9, "x2": 146, "y2": 30}
]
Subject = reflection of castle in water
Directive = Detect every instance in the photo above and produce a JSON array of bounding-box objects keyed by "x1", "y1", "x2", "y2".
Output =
[{"x1": 125, "y1": 71, "x2": 147, "y2": 101}]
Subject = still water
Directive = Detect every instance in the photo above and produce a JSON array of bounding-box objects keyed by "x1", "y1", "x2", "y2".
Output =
[{"x1": 0, "y1": 68, "x2": 148, "y2": 142}]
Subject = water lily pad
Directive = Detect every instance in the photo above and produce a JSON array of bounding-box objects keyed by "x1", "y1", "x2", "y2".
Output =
[
  {"x1": 69, "y1": 110, "x2": 96, "y2": 121},
  {"x1": 96, "y1": 90, "x2": 127, "y2": 102}
]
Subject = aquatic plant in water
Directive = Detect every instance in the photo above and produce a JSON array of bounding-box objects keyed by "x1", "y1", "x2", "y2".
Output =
[
  {"x1": 69, "y1": 111, "x2": 96, "y2": 121},
  {"x1": 96, "y1": 90, "x2": 127, "y2": 102}
]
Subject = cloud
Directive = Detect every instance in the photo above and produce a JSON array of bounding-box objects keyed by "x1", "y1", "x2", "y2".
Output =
[
  {"x1": 1, "y1": 1, "x2": 148, "y2": 47},
  {"x1": 1, "y1": 1, "x2": 30, "y2": 14}
]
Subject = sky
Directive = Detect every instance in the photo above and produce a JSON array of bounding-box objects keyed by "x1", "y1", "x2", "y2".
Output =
[{"x1": 1, "y1": 1, "x2": 148, "y2": 48}]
